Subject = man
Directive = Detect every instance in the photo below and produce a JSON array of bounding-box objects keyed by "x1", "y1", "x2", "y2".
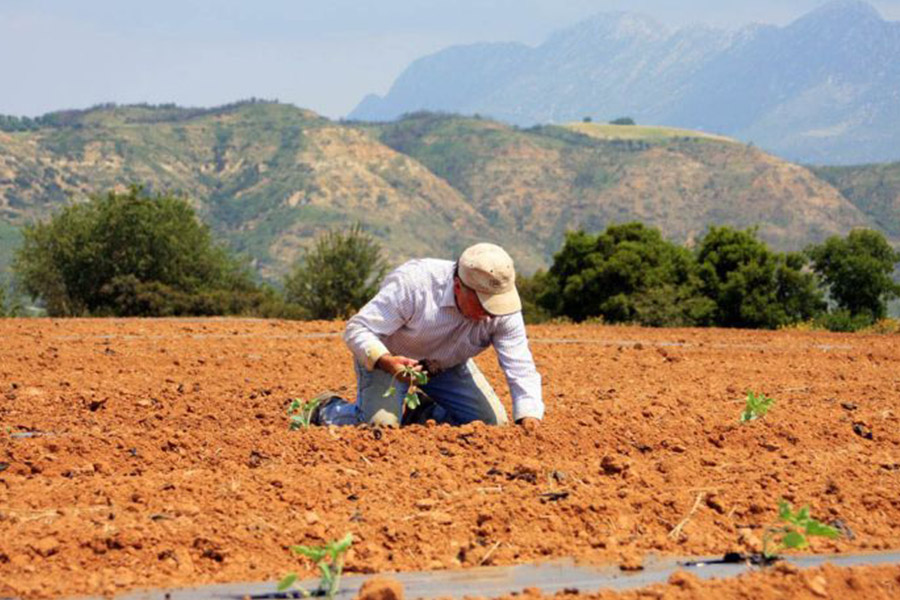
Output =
[{"x1": 315, "y1": 242, "x2": 543, "y2": 428}]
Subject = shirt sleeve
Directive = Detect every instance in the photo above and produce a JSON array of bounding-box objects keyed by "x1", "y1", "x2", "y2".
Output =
[
  {"x1": 343, "y1": 268, "x2": 416, "y2": 370},
  {"x1": 491, "y1": 312, "x2": 544, "y2": 421}
]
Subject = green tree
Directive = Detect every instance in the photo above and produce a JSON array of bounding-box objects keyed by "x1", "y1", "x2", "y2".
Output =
[
  {"x1": 13, "y1": 185, "x2": 257, "y2": 316},
  {"x1": 540, "y1": 223, "x2": 714, "y2": 325},
  {"x1": 609, "y1": 117, "x2": 635, "y2": 126},
  {"x1": 807, "y1": 229, "x2": 900, "y2": 322},
  {"x1": 284, "y1": 224, "x2": 389, "y2": 320},
  {"x1": 517, "y1": 269, "x2": 554, "y2": 324},
  {"x1": 697, "y1": 226, "x2": 824, "y2": 328}
]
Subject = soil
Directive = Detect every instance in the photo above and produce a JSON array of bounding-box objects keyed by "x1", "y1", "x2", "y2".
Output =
[
  {"x1": 501, "y1": 563, "x2": 900, "y2": 599},
  {"x1": 1, "y1": 318, "x2": 899, "y2": 599}
]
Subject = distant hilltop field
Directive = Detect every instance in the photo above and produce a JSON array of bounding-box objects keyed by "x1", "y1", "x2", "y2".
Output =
[
  {"x1": 351, "y1": 0, "x2": 900, "y2": 165},
  {"x1": 0, "y1": 101, "x2": 898, "y2": 280}
]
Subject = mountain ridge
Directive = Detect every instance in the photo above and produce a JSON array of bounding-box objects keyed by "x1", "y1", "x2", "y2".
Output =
[
  {"x1": 0, "y1": 102, "x2": 894, "y2": 282},
  {"x1": 349, "y1": 1, "x2": 900, "y2": 165}
]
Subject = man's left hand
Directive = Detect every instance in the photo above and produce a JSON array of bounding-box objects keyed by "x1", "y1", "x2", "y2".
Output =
[{"x1": 516, "y1": 417, "x2": 540, "y2": 430}]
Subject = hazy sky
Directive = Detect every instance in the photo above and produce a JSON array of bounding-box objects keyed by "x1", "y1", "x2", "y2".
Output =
[{"x1": 2, "y1": 0, "x2": 899, "y2": 119}]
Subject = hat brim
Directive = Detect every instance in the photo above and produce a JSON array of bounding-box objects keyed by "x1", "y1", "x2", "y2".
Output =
[{"x1": 476, "y1": 287, "x2": 522, "y2": 316}]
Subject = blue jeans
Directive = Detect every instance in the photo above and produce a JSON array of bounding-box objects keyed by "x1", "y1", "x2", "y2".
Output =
[{"x1": 320, "y1": 359, "x2": 509, "y2": 427}]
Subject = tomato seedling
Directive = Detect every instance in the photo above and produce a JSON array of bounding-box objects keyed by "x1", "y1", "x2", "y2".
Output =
[
  {"x1": 740, "y1": 390, "x2": 775, "y2": 423},
  {"x1": 278, "y1": 533, "x2": 353, "y2": 598},
  {"x1": 762, "y1": 500, "x2": 840, "y2": 559},
  {"x1": 382, "y1": 365, "x2": 429, "y2": 410},
  {"x1": 287, "y1": 397, "x2": 322, "y2": 430}
]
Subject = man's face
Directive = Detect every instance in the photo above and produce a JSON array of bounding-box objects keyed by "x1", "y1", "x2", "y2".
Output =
[{"x1": 453, "y1": 277, "x2": 491, "y2": 321}]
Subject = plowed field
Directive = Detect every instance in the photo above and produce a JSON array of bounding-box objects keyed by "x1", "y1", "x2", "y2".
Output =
[{"x1": 1, "y1": 319, "x2": 898, "y2": 599}]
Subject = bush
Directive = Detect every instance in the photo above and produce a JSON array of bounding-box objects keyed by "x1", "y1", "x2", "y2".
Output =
[
  {"x1": 13, "y1": 185, "x2": 259, "y2": 316},
  {"x1": 517, "y1": 270, "x2": 554, "y2": 324},
  {"x1": 807, "y1": 229, "x2": 900, "y2": 321},
  {"x1": 284, "y1": 224, "x2": 389, "y2": 320},
  {"x1": 814, "y1": 309, "x2": 875, "y2": 332},
  {"x1": 609, "y1": 117, "x2": 635, "y2": 126},
  {"x1": 539, "y1": 223, "x2": 714, "y2": 326},
  {"x1": 697, "y1": 226, "x2": 824, "y2": 329}
]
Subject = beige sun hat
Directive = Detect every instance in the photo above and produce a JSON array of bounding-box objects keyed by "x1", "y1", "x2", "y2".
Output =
[{"x1": 458, "y1": 243, "x2": 521, "y2": 316}]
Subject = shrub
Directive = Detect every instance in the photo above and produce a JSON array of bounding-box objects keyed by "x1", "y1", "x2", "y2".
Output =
[
  {"x1": 807, "y1": 229, "x2": 900, "y2": 321},
  {"x1": 284, "y1": 223, "x2": 389, "y2": 320},
  {"x1": 13, "y1": 185, "x2": 257, "y2": 316},
  {"x1": 697, "y1": 226, "x2": 824, "y2": 329},
  {"x1": 540, "y1": 223, "x2": 713, "y2": 326},
  {"x1": 814, "y1": 309, "x2": 874, "y2": 332}
]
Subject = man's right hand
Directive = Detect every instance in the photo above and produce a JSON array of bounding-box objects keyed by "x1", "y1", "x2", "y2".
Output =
[{"x1": 375, "y1": 354, "x2": 422, "y2": 381}]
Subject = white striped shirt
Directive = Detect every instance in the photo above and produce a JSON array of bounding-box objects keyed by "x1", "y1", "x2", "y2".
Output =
[{"x1": 344, "y1": 259, "x2": 544, "y2": 421}]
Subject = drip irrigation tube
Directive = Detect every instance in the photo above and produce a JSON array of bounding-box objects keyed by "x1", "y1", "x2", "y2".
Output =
[{"x1": 70, "y1": 550, "x2": 900, "y2": 600}]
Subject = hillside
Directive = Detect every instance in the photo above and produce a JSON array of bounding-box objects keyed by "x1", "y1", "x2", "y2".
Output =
[
  {"x1": 0, "y1": 102, "x2": 497, "y2": 279},
  {"x1": 366, "y1": 113, "x2": 874, "y2": 259},
  {"x1": 350, "y1": 1, "x2": 900, "y2": 165},
  {"x1": 0, "y1": 103, "x2": 891, "y2": 283},
  {"x1": 812, "y1": 161, "x2": 900, "y2": 239}
]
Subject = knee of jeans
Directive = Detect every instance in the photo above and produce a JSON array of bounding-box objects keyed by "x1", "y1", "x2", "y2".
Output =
[
  {"x1": 368, "y1": 408, "x2": 400, "y2": 428},
  {"x1": 476, "y1": 404, "x2": 508, "y2": 426}
]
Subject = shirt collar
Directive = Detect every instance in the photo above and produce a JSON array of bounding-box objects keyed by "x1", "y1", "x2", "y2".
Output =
[{"x1": 439, "y1": 275, "x2": 457, "y2": 308}]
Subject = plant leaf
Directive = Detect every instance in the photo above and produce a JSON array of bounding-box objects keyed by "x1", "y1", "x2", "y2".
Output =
[
  {"x1": 292, "y1": 545, "x2": 327, "y2": 562},
  {"x1": 805, "y1": 520, "x2": 840, "y2": 538},
  {"x1": 404, "y1": 392, "x2": 420, "y2": 410},
  {"x1": 277, "y1": 573, "x2": 298, "y2": 591},
  {"x1": 777, "y1": 499, "x2": 792, "y2": 521},
  {"x1": 782, "y1": 530, "x2": 808, "y2": 549}
]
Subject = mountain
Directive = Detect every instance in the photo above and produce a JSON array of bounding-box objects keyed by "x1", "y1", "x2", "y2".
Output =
[
  {"x1": 0, "y1": 103, "x2": 888, "y2": 283},
  {"x1": 349, "y1": 1, "x2": 900, "y2": 165}
]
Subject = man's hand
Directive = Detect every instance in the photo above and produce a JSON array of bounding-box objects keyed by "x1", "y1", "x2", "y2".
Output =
[
  {"x1": 516, "y1": 417, "x2": 540, "y2": 431},
  {"x1": 375, "y1": 354, "x2": 422, "y2": 382}
]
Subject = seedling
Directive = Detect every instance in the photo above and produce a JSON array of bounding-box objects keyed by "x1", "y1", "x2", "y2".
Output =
[
  {"x1": 278, "y1": 533, "x2": 353, "y2": 598},
  {"x1": 383, "y1": 365, "x2": 429, "y2": 410},
  {"x1": 761, "y1": 500, "x2": 839, "y2": 559},
  {"x1": 287, "y1": 397, "x2": 322, "y2": 430},
  {"x1": 740, "y1": 390, "x2": 775, "y2": 423}
]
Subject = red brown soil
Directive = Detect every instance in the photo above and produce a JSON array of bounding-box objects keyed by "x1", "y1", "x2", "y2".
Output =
[
  {"x1": 502, "y1": 563, "x2": 900, "y2": 599},
  {"x1": 356, "y1": 575, "x2": 404, "y2": 600},
  {"x1": 1, "y1": 319, "x2": 899, "y2": 599}
]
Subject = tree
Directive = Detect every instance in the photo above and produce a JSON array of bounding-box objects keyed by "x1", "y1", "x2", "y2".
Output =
[
  {"x1": 13, "y1": 185, "x2": 257, "y2": 316},
  {"x1": 697, "y1": 226, "x2": 824, "y2": 328},
  {"x1": 609, "y1": 117, "x2": 635, "y2": 126},
  {"x1": 540, "y1": 223, "x2": 714, "y2": 325},
  {"x1": 284, "y1": 224, "x2": 389, "y2": 320},
  {"x1": 807, "y1": 229, "x2": 900, "y2": 321}
]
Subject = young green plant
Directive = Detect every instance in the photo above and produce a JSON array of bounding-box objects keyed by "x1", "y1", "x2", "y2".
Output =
[
  {"x1": 287, "y1": 397, "x2": 323, "y2": 430},
  {"x1": 761, "y1": 500, "x2": 840, "y2": 559},
  {"x1": 740, "y1": 390, "x2": 775, "y2": 423},
  {"x1": 278, "y1": 533, "x2": 353, "y2": 598},
  {"x1": 382, "y1": 365, "x2": 429, "y2": 410}
]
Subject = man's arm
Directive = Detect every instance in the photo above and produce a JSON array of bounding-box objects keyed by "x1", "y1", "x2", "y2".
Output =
[
  {"x1": 492, "y1": 312, "x2": 544, "y2": 423},
  {"x1": 344, "y1": 269, "x2": 417, "y2": 371}
]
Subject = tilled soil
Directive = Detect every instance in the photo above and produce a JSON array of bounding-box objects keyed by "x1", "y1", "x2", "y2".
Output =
[
  {"x1": 491, "y1": 563, "x2": 900, "y2": 600},
  {"x1": 0, "y1": 319, "x2": 898, "y2": 599}
]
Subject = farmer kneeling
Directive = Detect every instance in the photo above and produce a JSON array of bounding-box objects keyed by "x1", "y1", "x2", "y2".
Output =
[{"x1": 313, "y1": 243, "x2": 543, "y2": 429}]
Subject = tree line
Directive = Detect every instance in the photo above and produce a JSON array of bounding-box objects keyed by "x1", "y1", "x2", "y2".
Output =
[
  {"x1": 521, "y1": 223, "x2": 899, "y2": 331},
  {"x1": 2, "y1": 186, "x2": 898, "y2": 330}
]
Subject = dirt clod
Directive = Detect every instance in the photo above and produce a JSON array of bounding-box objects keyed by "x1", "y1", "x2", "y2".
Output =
[{"x1": 356, "y1": 576, "x2": 404, "y2": 600}]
